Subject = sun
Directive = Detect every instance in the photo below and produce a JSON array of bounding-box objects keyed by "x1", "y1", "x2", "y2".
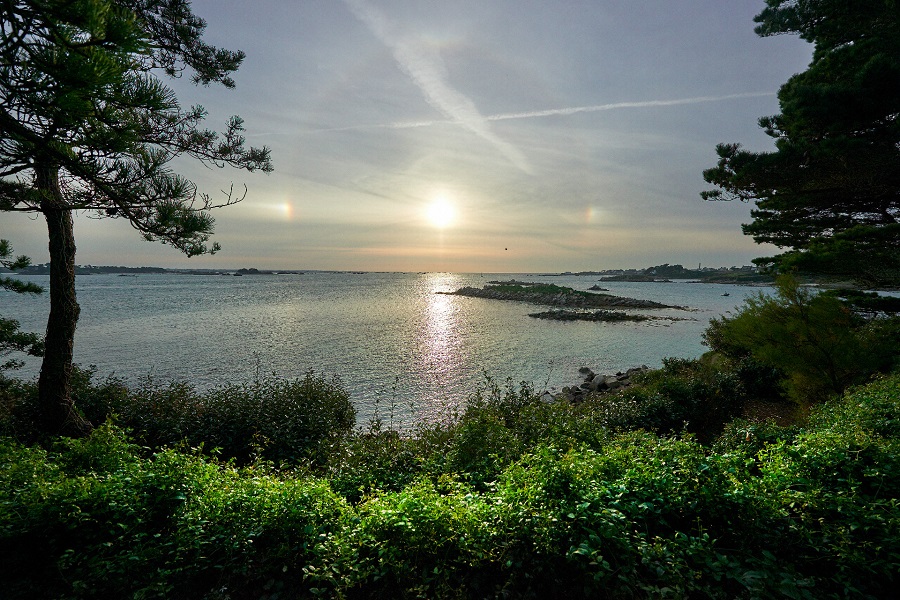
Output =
[{"x1": 425, "y1": 197, "x2": 456, "y2": 229}]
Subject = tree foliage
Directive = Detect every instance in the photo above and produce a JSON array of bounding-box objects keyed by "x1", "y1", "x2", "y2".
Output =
[
  {"x1": 703, "y1": 277, "x2": 899, "y2": 405},
  {"x1": 0, "y1": 240, "x2": 44, "y2": 372},
  {"x1": 702, "y1": 0, "x2": 900, "y2": 286},
  {"x1": 0, "y1": 0, "x2": 272, "y2": 253},
  {"x1": 0, "y1": 1, "x2": 272, "y2": 435}
]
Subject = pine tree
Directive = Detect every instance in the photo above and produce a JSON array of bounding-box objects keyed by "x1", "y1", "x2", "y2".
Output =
[
  {"x1": 0, "y1": 1, "x2": 272, "y2": 435},
  {"x1": 0, "y1": 240, "x2": 44, "y2": 372},
  {"x1": 702, "y1": 0, "x2": 899, "y2": 286}
]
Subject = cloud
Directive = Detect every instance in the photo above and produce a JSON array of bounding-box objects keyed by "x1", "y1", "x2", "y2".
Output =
[
  {"x1": 485, "y1": 92, "x2": 775, "y2": 121},
  {"x1": 295, "y1": 91, "x2": 775, "y2": 135},
  {"x1": 341, "y1": 0, "x2": 532, "y2": 173}
]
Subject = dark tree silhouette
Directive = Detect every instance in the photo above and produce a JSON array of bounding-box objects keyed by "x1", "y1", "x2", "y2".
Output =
[
  {"x1": 703, "y1": 0, "x2": 899, "y2": 286},
  {"x1": 0, "y1": 1, "x2": 272, "y2": 435}
]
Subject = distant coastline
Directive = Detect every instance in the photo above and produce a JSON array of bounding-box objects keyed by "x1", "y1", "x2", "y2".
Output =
[
  {"x1": 2, "y1": 261, "x2": 767, "y2": 281},
  {"x1": 11, "y1": 262, "x2": 872, "y2": 288}
]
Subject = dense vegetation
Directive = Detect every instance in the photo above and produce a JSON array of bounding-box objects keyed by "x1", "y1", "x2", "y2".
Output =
[{"x1": 1, "y1": 366, "x2": 898, "y2": 599}]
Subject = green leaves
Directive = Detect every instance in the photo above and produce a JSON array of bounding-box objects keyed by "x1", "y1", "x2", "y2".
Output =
[
  {"x1": 0, "y1": 240, "x2": 44, "y2": 372},
  {"x1": 703, "y1": 276, "x2": 899, "y2": 405},
  {"x1": 703, "y1": 1, "x2": 900, "y2": 286},
  {"x1": 2, "y1": 373, "x2": 900, "y2": 597}
]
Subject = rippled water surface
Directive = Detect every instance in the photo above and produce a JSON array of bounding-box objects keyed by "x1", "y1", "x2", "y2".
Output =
[{"x1": 3, "y1": 272, "x2": 767, "y2": 423}]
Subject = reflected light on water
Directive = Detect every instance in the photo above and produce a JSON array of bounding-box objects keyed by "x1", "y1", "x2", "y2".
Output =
[{"x1": 419, "y1": 273, "x2": 463, "y2": 379}]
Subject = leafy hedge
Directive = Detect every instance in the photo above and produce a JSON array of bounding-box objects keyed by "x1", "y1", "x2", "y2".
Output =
[
  {"x1": 0, "y1": 368, "x2": 356, "y2": 466},
  {"x1": 2, "y1": 374, "x2": 898, "y2": 599}
]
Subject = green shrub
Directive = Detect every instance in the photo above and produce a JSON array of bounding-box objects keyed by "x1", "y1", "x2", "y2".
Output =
[
  {"x1": 712, "y1": 417, "x2": 799, "y2": 455},
  {"x1": 704, "y1": 276, "x2": 899, "y2": 405},
  {"x1": 310, "y1": 477, "x2": 500, "y2": 598},
  {"x1": 326, "y1": 429, "x2": 428, "y2": 504},
  {"x1": 586, "y1": 357, "x2": 745, "y2": 441},
  {"x1": 3, "y1": 375, "x2": 900, "y2": 598},
  {"x1": 1, "y1": 367, "x2": 356, "y2": 466},
  {"x1": 0, "y1": 423, "x2": 350, "y2": 599}
]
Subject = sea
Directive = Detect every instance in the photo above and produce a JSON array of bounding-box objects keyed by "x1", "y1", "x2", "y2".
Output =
[{"x1": 2, "y1": 271, "x2": 769, "y2": 425}]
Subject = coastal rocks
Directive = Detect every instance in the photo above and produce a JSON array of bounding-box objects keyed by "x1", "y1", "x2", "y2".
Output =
[
  {"x1": 444, "y1": 284, "x2": 678, "y2": 310},
  {"x1": 529, "y1": 309, "x2": 694, "y2": 323},
  {"x1": 542, "y1": 366, "x2": 650, "y2": 403},
  {"x1": 528, "y1": 309, "x2": 652, "y2": 322}
]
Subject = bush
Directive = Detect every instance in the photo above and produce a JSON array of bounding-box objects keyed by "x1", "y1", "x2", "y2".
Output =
[
  {"x1": 586, "y1": 357, "x2": 746, "y2": 441},
  {"x1": 0, "y1": 423, "x2": 350, "y2": 599},
  {"x1": 703, "y1": 276, "x2": 899, "y2": 405},
  {"x1": 1, "y1": 367, "x2": 356, "y2": 466},
  {"x1": 325, "y1": 429, "x2": 429, "y2": 504},
  {"x1": 2, "y1": 374, "x2": 900, "y2": 598}
]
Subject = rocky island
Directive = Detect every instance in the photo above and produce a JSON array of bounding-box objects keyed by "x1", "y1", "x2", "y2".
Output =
[
  {"x1": 441, "y1": 282, "x2": 682, "y2": 310},
  {"x1": 528, "y1": 309, "x2": 693, "y2": 323}
]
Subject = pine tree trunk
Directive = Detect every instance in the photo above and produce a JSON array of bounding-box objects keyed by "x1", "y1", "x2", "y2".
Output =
[{"x1": 36, "y1": 164, "x2": 92, "y2": 437}]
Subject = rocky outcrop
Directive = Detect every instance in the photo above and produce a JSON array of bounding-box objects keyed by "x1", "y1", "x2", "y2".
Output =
[
  {"x1": 540, "y1": 366, "x2": 650, "y2": 404},
  {"x1": 528, "y1": 309, "x2": 652, "y2": 322},
  {"x1": 444, "y1": 284, "x2": 678, "y2": 309},
  {"x1": 529, "y1": 310, "x2": 694, "y2": 323},
  {"x1": 486, "y1": 279, "x2": 541, "y2": 286}
]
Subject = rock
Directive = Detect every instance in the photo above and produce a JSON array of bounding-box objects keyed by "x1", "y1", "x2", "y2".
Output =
[
  {"x1": 606, "y1": 379, "x2": 624, "y2": 391},
  {"x1": 551, "y1": 365, "x2": 654, "y2": 404}
]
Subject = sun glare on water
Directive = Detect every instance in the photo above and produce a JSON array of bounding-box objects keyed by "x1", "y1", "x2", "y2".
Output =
[{"x1": 426, "y1": 196, "x2": 456, "y2": 229}]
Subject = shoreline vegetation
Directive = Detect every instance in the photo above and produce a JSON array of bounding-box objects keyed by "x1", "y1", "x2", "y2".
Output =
[{"x1": 2, "y1": 365, "x2": 898, "y2": 598}]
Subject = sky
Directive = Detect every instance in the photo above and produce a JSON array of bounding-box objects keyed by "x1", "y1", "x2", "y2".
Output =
[{"x1": 4, "y1": 0, "x2": 814, "y2": 273}]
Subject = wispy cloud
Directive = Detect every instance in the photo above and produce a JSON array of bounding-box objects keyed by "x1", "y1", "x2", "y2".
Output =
[
  {"x1": 485, "y1": 92, "x2": 775, "y2": 122},
  {"x1": 296, "y1": 91, "x2": 775, "y2": 135},
  {"x1": 341, "y1": 0, "x2": 532, "y2": 173}
]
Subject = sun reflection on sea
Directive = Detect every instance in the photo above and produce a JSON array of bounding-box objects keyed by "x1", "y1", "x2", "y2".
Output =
[{"x1": 419, "y1": 272, "x2": 463, "y2": 381}]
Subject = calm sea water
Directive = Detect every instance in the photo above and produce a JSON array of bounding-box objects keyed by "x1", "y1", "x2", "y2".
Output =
[{"x1": 2, "y1": 272, "x2": 767, "y2": 424}]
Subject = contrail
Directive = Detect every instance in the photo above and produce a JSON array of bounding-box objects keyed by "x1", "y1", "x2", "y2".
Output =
[
  {"x1": 295, "y1": 91, "x2": 776, "y2": 135},
  {"x1": 342, "y1": 0, "x2": 533, "y2": 173},
  {"x1": 486, "y1": 92, "x2": 775, "y2": 121}
]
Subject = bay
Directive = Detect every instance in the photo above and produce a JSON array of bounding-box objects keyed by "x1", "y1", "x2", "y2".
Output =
[{"x1": 2, "y1": 271, "x2": 765, "y2": 424}]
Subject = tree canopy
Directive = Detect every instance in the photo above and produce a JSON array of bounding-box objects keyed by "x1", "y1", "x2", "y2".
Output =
[
  {"x1": 0, "y1": 0, "x2": 272, "y2": 252},
  {"x1": 702, "y1": 0, "x2": 900, "y2": 287},
  {"x1": 0, "y1": 0, "x2": 272, "y2": 435}
]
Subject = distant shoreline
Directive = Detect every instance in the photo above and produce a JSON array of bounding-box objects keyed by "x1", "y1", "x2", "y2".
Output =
[{"x1": 6, "y1": 264, "x2": 883, "y2": 290}]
